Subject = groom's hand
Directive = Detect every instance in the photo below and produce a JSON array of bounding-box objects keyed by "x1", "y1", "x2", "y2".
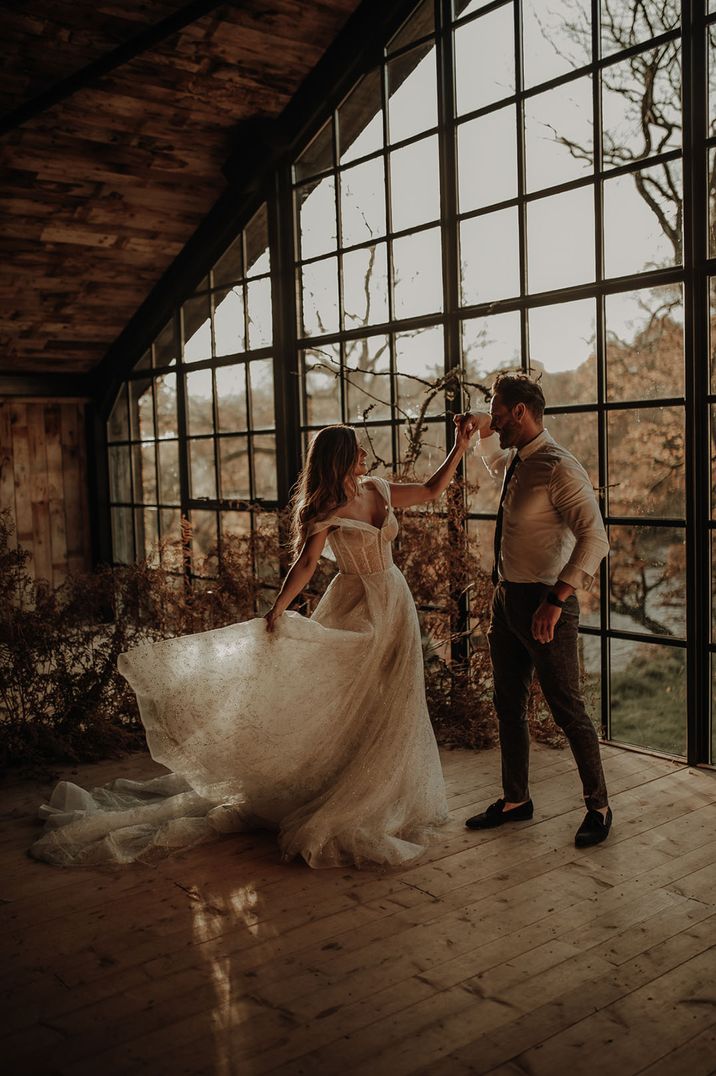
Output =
[{"x1": 531, "y1": 601, "x2": 562, "y2": 644}]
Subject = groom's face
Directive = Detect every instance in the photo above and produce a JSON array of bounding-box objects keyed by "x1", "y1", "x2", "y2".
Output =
[{"x1": 489, "y1": 394, "x2": 521, "y2": 448}]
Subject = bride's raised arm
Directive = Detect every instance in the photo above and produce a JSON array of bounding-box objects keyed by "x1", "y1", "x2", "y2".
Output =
[{"x1": 388, "y1": 413, "x2": 477, "y2": 510}]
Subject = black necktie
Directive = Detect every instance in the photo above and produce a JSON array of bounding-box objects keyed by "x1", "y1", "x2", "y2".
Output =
[{"x1": 492, "y1": 453, "x2": 520, "y2": 586}]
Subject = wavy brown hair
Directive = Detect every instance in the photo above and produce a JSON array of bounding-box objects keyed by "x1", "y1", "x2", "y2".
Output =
[{"x1": 290, "y1": 425, "x2": 359, "y2": 555}]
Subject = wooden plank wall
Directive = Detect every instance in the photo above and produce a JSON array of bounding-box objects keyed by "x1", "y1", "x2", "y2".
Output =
[{"x1": 0, "y1": 399, "x2": 92, "y2": 587}]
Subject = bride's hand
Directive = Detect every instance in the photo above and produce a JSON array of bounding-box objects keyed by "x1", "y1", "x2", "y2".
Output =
[
  {"x1": 453, "y1": 412, "x2": 478, "y2": 451},
  {"x1": 264, "y1": 605, "x2": 284, "y2": 633}
]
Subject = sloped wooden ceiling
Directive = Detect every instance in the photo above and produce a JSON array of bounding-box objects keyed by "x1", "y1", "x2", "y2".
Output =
[{"x1": 0, "y1": 0, "x2": 361, "y2": 377}]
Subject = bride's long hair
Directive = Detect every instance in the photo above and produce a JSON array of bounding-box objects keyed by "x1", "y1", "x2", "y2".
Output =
[{"x1": 290, "y1": 425, "x2": 359, "y2": 554}]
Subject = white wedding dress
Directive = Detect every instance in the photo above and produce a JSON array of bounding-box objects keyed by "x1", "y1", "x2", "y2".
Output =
[{"x1": 30, "y1": 478, "x2": 449, "y2": 870}]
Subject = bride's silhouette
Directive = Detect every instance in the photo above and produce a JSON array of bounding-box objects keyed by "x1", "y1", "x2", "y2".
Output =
[{"x1": 31, "y1": 419, "x2": 475, "y2": 869}]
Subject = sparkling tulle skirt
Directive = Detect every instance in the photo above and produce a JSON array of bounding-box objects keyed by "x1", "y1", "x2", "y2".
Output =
[{"x1": 30, "y1": 566, "x2": 449, "y2": 869}]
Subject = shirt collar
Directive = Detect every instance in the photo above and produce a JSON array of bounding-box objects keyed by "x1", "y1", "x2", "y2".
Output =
[{"x1": 516, "y1": 428, "x2": 552, "y2": 462}]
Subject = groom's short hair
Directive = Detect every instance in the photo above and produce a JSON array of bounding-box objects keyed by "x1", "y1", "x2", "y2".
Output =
[{"x1": 491, "y1": 373, "x2": 545, "y2": 420}]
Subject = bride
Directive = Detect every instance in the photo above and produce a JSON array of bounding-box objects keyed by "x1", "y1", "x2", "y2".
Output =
[{"x1": 31, "y1": 417, "x2": 476, "y2": 869}]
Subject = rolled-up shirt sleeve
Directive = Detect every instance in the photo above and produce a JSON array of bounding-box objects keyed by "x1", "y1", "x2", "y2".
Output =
[{"x1": 549, "y1": 459, "x2": 609, "y2": 591}]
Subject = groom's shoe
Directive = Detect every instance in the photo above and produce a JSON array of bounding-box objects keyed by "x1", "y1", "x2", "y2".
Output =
[
  {"x1": 575, "y1": 806, "x2": 612, "y2": 848},
  {"x1": 465, "y1": 798, "x2": 534, "y2": 830}
]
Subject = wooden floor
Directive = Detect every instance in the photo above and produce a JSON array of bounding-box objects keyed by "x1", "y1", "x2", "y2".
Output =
[{"x1": 1, "y1": 744, "x2": 716, "y2": 1076}]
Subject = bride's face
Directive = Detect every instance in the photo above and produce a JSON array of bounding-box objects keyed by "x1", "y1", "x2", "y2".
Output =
[{"x1": 353, "y1": 440, "x2": 369, "y2": 477}]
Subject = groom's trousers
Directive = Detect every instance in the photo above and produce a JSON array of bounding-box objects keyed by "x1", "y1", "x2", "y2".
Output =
[{"x1": 487, "y1": 581, "x2": 608, "y2": 811}]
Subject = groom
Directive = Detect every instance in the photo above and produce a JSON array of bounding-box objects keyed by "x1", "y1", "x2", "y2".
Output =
[{"x1": 463, "y1": 373, "x2": 612, "y2": 848}]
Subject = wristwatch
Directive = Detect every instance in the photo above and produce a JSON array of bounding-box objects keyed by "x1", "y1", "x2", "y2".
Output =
[{"x1": 546, "y1": 591, "x2": 565, "y2": 608}]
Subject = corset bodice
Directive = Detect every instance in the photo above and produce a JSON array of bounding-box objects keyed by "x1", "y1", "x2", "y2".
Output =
[{"x1": 308, "y1": 477, "x2": 399, "y2": 577}]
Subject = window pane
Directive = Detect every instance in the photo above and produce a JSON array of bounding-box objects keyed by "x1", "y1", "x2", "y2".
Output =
[
  {"x1": 390, "y1": 0, "x2": 434, "y2": 52},
  {"x1": 601, "y1": 1, "x2": 680, "y2": 59},
  {"x1": 338, "y1": 69, "x2": 383, "y2": 165},
  {"x1": 607, "y1": 405, "x2": 685, "y2": 519},
  {"x1": 609, "y1": 525, "x2": 686, "y2": 639},
  {"x1": 216, "y1": 365, "x2": 247, "y2": 433},
  {"x1": 610, "y1": 639, "x2": 685, "y2": 756},
  {"x1": 606, "y1": 284, "x2": 684, "y2": 402},
  {"x1": 136, "y1": 507, "x2": 159, "y2": 566},
  {"x1": 155, "y1": 372, "x2": 177, "y2": 439},
  {"x1": 189, "y1": 438, "x2": 216, "y2": 499},
  {"x1": 395, "y1": 324, "x2": 444, "y2": 419},
  {"x1": 458, "y1": 106, "x2": 517, "y2": 212},
  {"x1": 466, "y1": 442, "x2": 501, "y2": 515},
  {"x1": 300, "y1": 257, "x2": 339, "y2": 337},
  {"x1": 546, "y1": 411, "x2": 598, "y2": 488},
  {"x1": 294, "y1": 120, "x2": 333, "y2": 182},
  {"x1": 454, "y1": 5, "x2": 514, "y2": 116},
  {"x1": 191, "y1": 509, "x2": 217, "y2": 576},
  {"x1": 111, "y1": 507, "x2": 134, "y2": 564},
  {"x1": 527, "y1": 185, "x2": 595, "y2": 292},
  {"x1": 253, "y1": 434, "x2": 278, "y2": 499},
  {"x1": 182, "y1": 294, "x2": 212, "y2": 364},
  {"x1": 400, "y1": 420, "x2": 446, "y2": 479},
  {"x1": 522, "y1": 0, "x2": 591, "y2": 89},
  {"x1": 129, "y1": 378, "x2": 155, "y2": 441},
  {"x1": 157, "y1": 439, "x2": 180, "y2": 504},
  {"x1": 302, "y1": 344, "x2": 341, "y2": 426},
  {"x1": 297, "y1": 176, "x2": 337, "y2": 260},
  {"x1": 528, "y1": 298, "x2": 596, "y2": 406},
  {"x1": 213, "y1": 287, "x2": 245, "y2": 357},
  {"x1": 524, "y1": 75, "x2": 593, "y2": 192},
  {"x1": 109, "y1": 445, "x2": 131, "y2": 503},
  {"x1": 249, "y1": 358, "x2": 275, "y2": 429},
  {"x1": 362, "y1": 425, "x2": 394, "y2": 477},
  {"x1": 340, "y1": 157, "x2": 386, "y2": 247},
  {"x1": 108, "y1": 387, "x2": 128, "y2": 442},
  {"x1": 602, "y1": 44, "x2": 681, "y2": 171},
  {"x1": 710, "y1": 26, "x2": 716, "y2": 136},
  {"x1": 343, "y1": 244, "x2": 389, "y2": 330},
  {"x1": 711, "y1": 277, "x2": 716, "y2": 393},
  {"x1": 345, "y1": 335, "x2": 391, "y2": 422},
  {"x1": 134, "y1": 443, "x2": 157, "y2": 504},
  {"x1": 710, "y1": 148, "x2": 716, "y2": 259},
  {"x1": 221, "y1": 510, "x2": 251, "y2": 538},
  {"x1": 246, "y1": 277, "x2": 272, "y2": 349},
  {"x1": 388, "y1": 42, "x2": 438, "y2": 144},
  {"x1": 245, "y1": 205, "x2": 270, "y2": 277},
  {"x1": 390, "y1": 135, "x2": 440, "y2": 232},
  {"x1": 134, "y1": 350, "x2": 151, "y2": 372},
  {"x1": 603, "y1": 161, "x2": 683, "y2": 277},
  {"x1": 186, "y1": 368, "x2": 214, "y2": 436},
  {"x1": 460, "y1": 208, "x2": 520, "y2": 305},
  {"x1": 462, "y1": 311, "x2": 521, "y2": 394},
  {"x1": 392, "y1": 228, "x2": 443, "y2": 320},
  {"x1": 213, "y1": 235, "x2": 242, "y2": 286},
  {"x1": 159, "y1": 508, "x2": 182, "y2": 569},
  {"x1": 154, "y1": 319, "x2": 177, "y2": 368},
  {"x1": 219, "y1": 436, "x2": 249, "y2": 500}
]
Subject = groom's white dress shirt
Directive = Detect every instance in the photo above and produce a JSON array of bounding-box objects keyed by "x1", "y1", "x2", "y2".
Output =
[{"x1": 476, "y1": 428, "x2": 609, "y2": 590}]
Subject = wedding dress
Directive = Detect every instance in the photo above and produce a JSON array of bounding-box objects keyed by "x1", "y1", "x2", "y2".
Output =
[{"x1": 30, "y1": 478, "x2": 449, "y2": 870}]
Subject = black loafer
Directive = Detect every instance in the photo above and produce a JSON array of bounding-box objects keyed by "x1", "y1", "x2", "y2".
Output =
[
  {"x1": 465, "y1": 798, "x2": 534, "y2": 830},
  {"x1": 575, "y1": 806, "x2": 612, "y2": 848}
]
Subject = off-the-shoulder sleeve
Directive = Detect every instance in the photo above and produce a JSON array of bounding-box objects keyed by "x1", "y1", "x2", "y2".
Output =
[
  {"x1": 307, "y1": 517, "x2": 337, "y2": 538},
  {"x1": 366, "y1": 475, "x2": 391, "y2": 506}
]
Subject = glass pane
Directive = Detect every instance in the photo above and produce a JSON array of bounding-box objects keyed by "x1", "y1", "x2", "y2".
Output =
[
  {"x1": 159, "y1": 508, "x2": 182, "y2": 569},
  {"x1": 216, "y1": 364, "x2": 248, "y2": 433},
  {"x1": 524, "y1": 75, "x2": 593, "y2": 193},
  {"x1": 345, "y1": 335, "x2": 391, "y2": 422},
  {"x1": 134, "y1": 443, "x2": 157, "y2": 504},
  {"x1": 221, "y1": 510, "x2": 251, "y2": 537},
  {"x1": 609, "y1": 525, "x2": 686, "y2": 639},
  {"x1": 602, "y1": 43, "x2": 681, "y2": 168},
  {"x1": 213, "y1": 235, "x2": 242, "y2": 286},
  {"x1": 189, "y1": 438, "x2": 216, "y2": 500},
  {"x1": 249, "y1": 358, "x2": 275, "y2": 429},
  {"x1": 400, "y1": 420, "x2": 446, "y2": 479},
  {"x1": 389, "y1": 0, "x2": 434, "y2": 52},
  {"x1": 297, "y1": 175, "x2": 337, "y2": 260},
  {"x1": 610, "y1": 639, "x2": 686, "y2": 755},
  {"x1": 454, "y1": 5, "x2": 514, "y2": 116},
  {"x1": 111, "y1": 507, "x2": 134, "y2": 564},
  {"x1": 213, "y1": 287, "x2": 245, "y2": 357},
  {"x1": 710, "y1": 26, "x2": 716, "y2": 137},
  {"x1": 522, "y1": 0, "x2": 591, "y2": 89},
  {"x1": 458, "y1": 106, "x2": 517, "y2": 212},
  {"x1": 182, "y1": 294, "x2": 212, "y2": 364},
  {"x1": 462, "y1": 311, "x2": 521, "y2": 402},
  {"x1": 245, "y1": 205, "x2": 270, "y2": 277},
  {"x1": 340, "y1": 157, "x2": 386, "y2": 247},
  {"x1": 388, "y1": 42, "x2": 438, "y2": 144},
  {"x1": 108, "y1": 386, "x2": 128, "y2": 442},
  {"x1": 606, "y1": 284, "x2": 684, "y2": 402},
  {"x1": 109, "y1": 445, "x2": 132, "y2": 503},
  {"x1": 219, "y1": 436, "x2": 249, "y2": 500},
  {"x1": 190, "y1": 509, "x2": 217, "y2": 575},
  {"x1": 134, "y1": 350, "x2": 151, "y2": 372},
  {"x1": 528, "y1": 298, "x2": 597, "y2": 406},
  {"x1": 253, "y1": 434, "x2": 277, "y2": 499},
  {"x1": 395, "y1": 324, "x2": 444, "y2": 419},
  {"x1": 460, "y1": 208, "x2": 520, "y2": 305},
  {"x1": 392, "y1": 228, "x2": 443, "y2": 320},
  {"x1": 527, "y1": 185, "x2": 595, "y2": 292},
  {"x1": 294, "y1": 119, "x2": 333, "y2": 182},
  {"x1": 390, "y1": 135, "x2": 440, "y2": 232},
  {"x1": 155, "y1": 372, "x2": 177, "y2": 439},
  {"x1": 136, "y1": 507, "x2": 159, "y2": 566},
  {"x1": 455, "y1": 0, "x2": 494, "y2": 18},
  {"x1": 129, "y1": 378, "x2": 154, "y2": 441},
  {"x1": 607, "y1": 405, "x2": 685, "y2": 519},
  {"x1": 186, "y1": 368, "x2": 214, "y2": 436},
  {"x1": 302, "y1": 344, "x2": 341, "y2": 426},
  {"x1": 157, "y1": 440, "x2": 180, "y2": 504},
  {"x1": 247, "y1": 277, "x2": 272, "y2": 349},
  {"x1": 466, "y1": 440, "x2": 501, "y2": 515},
  {"x1": 603, "y1": 161, "x2": 683, "y2": 277},
  {"x1": 545, "y1": 411, "x2": 598, "y2": 488},
  {"x1": 154, "y1": 319, "x2": 177, "y2": 368},
  {"x1": 710, "y1": 148, "x2": 716, "y2": 259},
  {"x1": 338, "y1": 69, "x2": 383, "y2": 165},
  {"x1": 711, "y1": 277, "x2": 716, "y2": 393},
  {"x1": 300, "y1": 258, "x2": 339, "y2": 337},
  {"x1": 362, "y1": 425, "x2": 394, "y2": 477},
  {"x1": 601, "y1": 1, "x2": 680, "y2": 58},
  {"x1": 343, "y1": 243, "x2": 389, "y2": 330}
]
